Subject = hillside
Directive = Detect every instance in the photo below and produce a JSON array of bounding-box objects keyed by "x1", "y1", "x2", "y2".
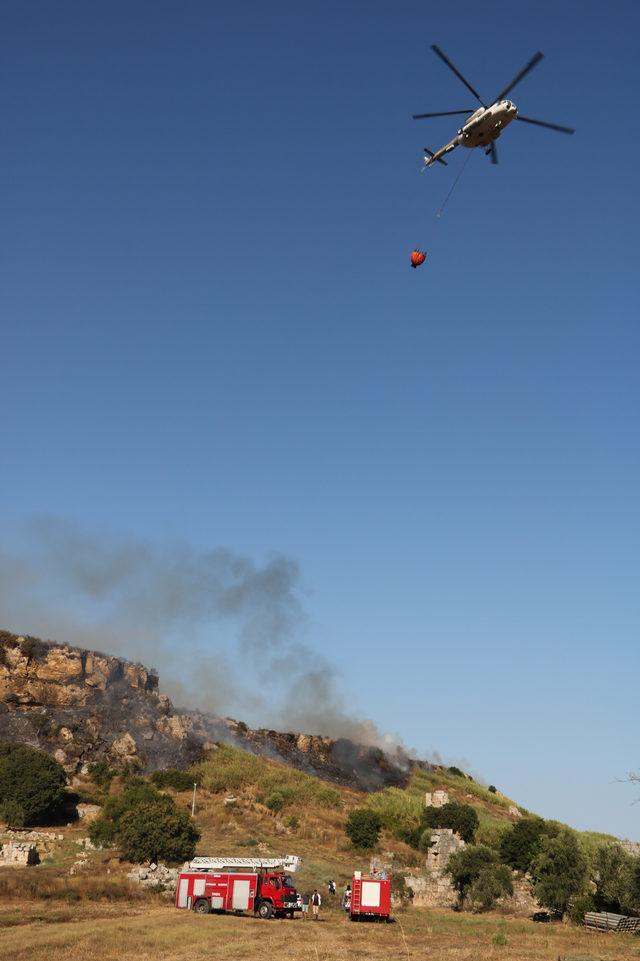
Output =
[{"x1": 0, "y1": 630, "x2": 412, "y2": 791}]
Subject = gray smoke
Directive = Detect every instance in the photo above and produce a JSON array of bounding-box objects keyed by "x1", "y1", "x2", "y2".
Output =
[{"x1": 0, "y1": 517, "x2": 406, "y2": 754}]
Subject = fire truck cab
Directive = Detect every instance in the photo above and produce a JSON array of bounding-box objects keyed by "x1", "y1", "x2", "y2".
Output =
[
  {"x1": 175, "y1": 855, "x2": 301, "y2": 920},
  {"x1": 349, "y1": 871, "x2": 391, "y2": 922}
]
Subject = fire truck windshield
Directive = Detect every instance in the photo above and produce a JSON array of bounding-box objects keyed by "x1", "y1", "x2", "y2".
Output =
[{"x1": 282, "y1": 876, "x2": 293, "y2": 888}]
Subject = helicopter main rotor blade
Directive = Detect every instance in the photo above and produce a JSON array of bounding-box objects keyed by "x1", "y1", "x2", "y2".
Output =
[
  {"x1": 494, "y1": 51, "x2": 543, "y2": 102},
  {"x1": 431, "y1": 45, "x2": 485, "y2": 106},
  {"x1": 412, "y1": 109, "x2": 473, "y2": 119},
  {"x1": 516, "y1": 115, "x2": 575, "y2": 134},
  {"x1": 489, "y1": 142, "x2": 498, "y2": 164}
]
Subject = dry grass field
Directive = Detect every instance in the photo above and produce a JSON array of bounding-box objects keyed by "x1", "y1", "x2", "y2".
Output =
[{"x1": 1, "y1": 900, "x2": 639, "y2": 961}]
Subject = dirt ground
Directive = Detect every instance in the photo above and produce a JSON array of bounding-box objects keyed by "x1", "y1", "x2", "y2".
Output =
[{"x1": 1, "y1": 901, "x2": 638, "y2": 961}]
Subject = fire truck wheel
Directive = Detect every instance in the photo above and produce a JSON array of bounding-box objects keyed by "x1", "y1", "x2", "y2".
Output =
[
  {"x1": 193, "y1": 899, "x2": 210, "y2": 915},
  {"x1": 257, "y1": 901, "x2": 274, "y2": 919}
]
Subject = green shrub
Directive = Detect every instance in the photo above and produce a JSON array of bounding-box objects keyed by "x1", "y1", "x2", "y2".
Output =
[
  {"x1": 346, "y1": 809, "x2": 382, "y2": 849},
  {"x1": 592, "y1": 843, "x2": 638, "y2": 914},
  {"x1": 467, "y1": 864, "x2": 513, "y2": 911},
  {"x1": 492, "y1": 931, "x2": 507, "y2": 946},
  {"x1": 422, "y1": 801, "x2": 479, "y2": 844},
  {"x1": 531, "y1": 830, "x2": 588, "y2": 916},
  {"x1": 150, "y1": 768, "x2": 194, "y2": 792},
  {"x1": 500, "y1": 817, "x2": 559, "y2": 873},
  {"x1": 313, "y1": 785, "x2": 342, "y2": 809},
  {"x1": 117, "y1": 800, "x2": 199, "y2": 863},
  {"x1": 488, "y1": 785, "x2": 497, "y2": 794},
  {"x1": 446, "y1": 845, "x2": 501, "y2": 908},
  {"x1": 88, "y1": 760, "x2": 116, "y2": 791},
  {"x1": 88, "y1": 778, "x2": 200, "y2": 862},
  {"x1": 285, "y1": 815, "x2": 299, "y2": 830},
  {"x1": 0, "y1": 743, "x2": 67, "y2": 827},
  {"x1": 265, "y1": 792, "x2": 285, "y2": 813},
  {"x1": 417, "y1": 828, "x2": 432, "y2": 853},
  {"x1": 447, "y1": 766, "x2": 465, "y2": 777},
  {"x1": 569, "y1": 892, "x2": 596, "y2": 925}
]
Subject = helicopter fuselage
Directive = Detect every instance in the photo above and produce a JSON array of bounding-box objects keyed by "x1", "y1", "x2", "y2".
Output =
[
  {"x1": 458, "y1": 100, "x2": 518, "y2": 147},
  {"x1": 424, "y1": 100, "x2": 518, "y2": 166}
]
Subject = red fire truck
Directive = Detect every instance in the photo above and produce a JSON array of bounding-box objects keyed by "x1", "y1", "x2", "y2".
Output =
[
  {"x1": 349, "y1": 871, "x2": 391, "y2": 922},
  {"x1": 175, "y1": 855, "x2": 301, "y2": 919}
]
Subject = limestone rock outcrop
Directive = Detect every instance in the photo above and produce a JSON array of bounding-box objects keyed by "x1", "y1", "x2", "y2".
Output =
[{"x1": 0, "y1": 629, "x2": 417, "y2": 791}]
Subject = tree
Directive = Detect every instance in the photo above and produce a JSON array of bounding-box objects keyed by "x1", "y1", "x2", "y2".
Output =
[
  {"x1": 0, "y1": 743, "x2": 67, "y2": 827},
  {"x1": 593, "y1": 843, "x2": 640, "y2": 915},
  {"x1": 499, "y1": 817, "x2": 555, "y2": 873},
  {"x1": 422, "y1": 801, "x2": 479, "y2": 843},
  {"x1": 346, "y1": 809, "x2": 382, "y2": 849},
  {"x1": 531, "y1": 830, "x2": 588, "y2": 916},
  {"x1": 446, "y1": 845, "x2": 511, "y2": 910},
  {"x1": 467, "y1": 864, "x2": 514, "y2": 912},
  {"x1": 89, "y1": 778, "x2": 200, "y2": 863},
  {"x1": 117, "y1": 799, "x2": 199, "y2": 863}
]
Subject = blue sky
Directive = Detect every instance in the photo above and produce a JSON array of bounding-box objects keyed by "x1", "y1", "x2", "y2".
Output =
[{"x1": 1, "y1": 0, "x2": 639, "y2": 837}]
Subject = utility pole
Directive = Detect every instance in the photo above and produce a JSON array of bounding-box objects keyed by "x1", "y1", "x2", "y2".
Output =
[{"x1": 191, "y1": 782, "x2": 197, "y2": 818}]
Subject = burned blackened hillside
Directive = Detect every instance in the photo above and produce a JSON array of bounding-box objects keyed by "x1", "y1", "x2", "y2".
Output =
[{"x1": 0, "y1": 631, "x2": 417, "y2": 791}]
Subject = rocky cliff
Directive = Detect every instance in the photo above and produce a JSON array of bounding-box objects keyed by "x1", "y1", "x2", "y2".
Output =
[{"x1": 0, "y1": 630, "x2": 413, "y2": 791}]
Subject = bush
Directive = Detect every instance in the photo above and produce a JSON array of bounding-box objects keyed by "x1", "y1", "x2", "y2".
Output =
[
  {"x1": 88, "y1": 760, "x2": 116, "y2": 791},
  {"x1": 19, "y1": 636, "x2": 47, "y2": 662},
  {"x1": 446, "y1": 845, "x2": 501, "y2": 907},
  {"x1": 117, "y1": 800, "x2": 199, "y2": 863},
  {"x1": 417, "y1": 828, "x2": 432, "y2": 853},
  {"x1": 531, "y1": 830, "x2": 588, "y2": 916},
  {"x1": 569, "y1": 892, "x2": 596, "y2": 925},
  {"x1": 488, "y1": 785, "x2": 497, "y2": 794},
  {"x1": 422, "y1": 801, "x2": 479, "y2": 844},
  {"x1": 265, "y1": 792, "x2": 285, "y2": 813},
  {"x1": 500, "y1": 817, "x2": 558, "y2": 873},
  {"x1": 89, "y1": 779, "x2": 200, "y2": 863},
  {"x1": 467, "y1": 864, "x2": 513, "y2": 911},
  {"x1": 0, "y1": 644, "x2": 8, "y2": 668},
  {"x1": 150, "y1": 768, "x2": 194, "y2": 792},
  {"x1": 593, "y1": 843, "x2": 637, "y2": 915},
  {"x1": 285, "y1": 815, "x2": 299, "y2": 830},
  {"x1": 0, "y1": 743, "x2": 67, "y2": 827},
  {"x1": 447, "y1": 766, "x2": 465, "y2": 777},
  {"x1": 346, "y1": 809, "x2": 382, "y2": 849}
]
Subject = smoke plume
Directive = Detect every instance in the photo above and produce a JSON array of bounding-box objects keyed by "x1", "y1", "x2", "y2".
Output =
[{"x1": 0, "y1": 517, "x2": 406, "y2": 754}]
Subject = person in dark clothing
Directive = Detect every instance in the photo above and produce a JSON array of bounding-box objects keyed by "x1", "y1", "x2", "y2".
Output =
[{"x1": 301, "y1": 891, "x2": 310, "y2": 919}]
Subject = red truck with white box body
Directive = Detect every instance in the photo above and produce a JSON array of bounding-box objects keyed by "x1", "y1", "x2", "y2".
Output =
[
  {"x1": 349, "y1": 871, "x2": 391, "y2": 922},
  {"x1": 175, "y1": 855, "x2": 300, "y2": 919}
]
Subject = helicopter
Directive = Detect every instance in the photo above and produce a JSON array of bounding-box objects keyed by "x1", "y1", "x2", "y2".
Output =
[{"x1": 415, "y1": 46, "x2": 574, "y2": 167}]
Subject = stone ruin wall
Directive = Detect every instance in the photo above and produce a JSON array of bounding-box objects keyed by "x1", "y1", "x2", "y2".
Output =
[{"x1": 424, "y1": 789, "x2": 449, "y2": 808}]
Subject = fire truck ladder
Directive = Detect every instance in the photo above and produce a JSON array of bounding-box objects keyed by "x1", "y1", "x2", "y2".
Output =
[
  {"x1": 351, "y1": 883, "x2": 361, "y2": 913},
  {"x1": 188, "y1": 855, "x2": 301, "y2": 873}
]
